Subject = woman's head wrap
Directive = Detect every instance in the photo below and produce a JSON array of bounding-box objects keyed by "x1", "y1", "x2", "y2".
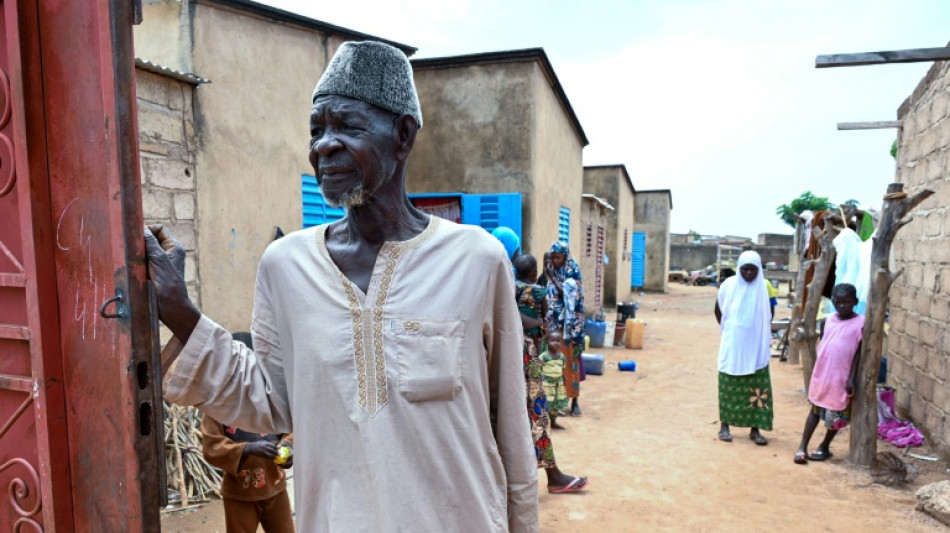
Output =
[
  {"x1": 550, "y1": 241, "x2": 570, "y2": 256},
  {"x1": 737, "y1": 250, "x2": 763, "y2": 272}
]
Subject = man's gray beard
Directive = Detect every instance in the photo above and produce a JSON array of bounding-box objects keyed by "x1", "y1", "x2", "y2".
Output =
[{"x1": 322, "y1": 183, "x2": 368, "y2": 209}]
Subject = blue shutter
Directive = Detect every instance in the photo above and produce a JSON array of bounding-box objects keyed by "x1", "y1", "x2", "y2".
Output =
[
  {"x1": 461, "y1": 193, "x2": 522, "y2": 246},
  {"x1": 631, "y1": 231, "x2": 646, "y2": 288},
  {"x1": 302, "y1": 174, "x2": 345, "y2": 228},
  {"x1": 558, "y1": 207, "x2": 570, "y2": 245}
]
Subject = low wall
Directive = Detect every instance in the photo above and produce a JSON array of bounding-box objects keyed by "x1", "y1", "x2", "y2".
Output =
[{"x1": 670, "y1": 244, "x2": 791, "y2": 272}]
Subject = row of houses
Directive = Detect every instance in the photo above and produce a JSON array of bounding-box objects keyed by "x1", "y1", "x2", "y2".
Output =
[{"x1": 133, "y1": 0, "x2": 673, "y2": 333}]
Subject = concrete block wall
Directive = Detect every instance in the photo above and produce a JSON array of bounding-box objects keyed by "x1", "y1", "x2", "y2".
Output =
[
  {"x1": 890, "y1": 59, "x2": 950, "y2": 458},
  {"x1": 136, "y1": 69, "x2": 201, "y2": 323},
  {"x1": 634, "y1": 191, "x2": 672, "y2": 292}
]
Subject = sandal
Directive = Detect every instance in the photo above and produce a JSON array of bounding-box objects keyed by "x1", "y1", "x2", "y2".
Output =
[
  {"x1": 548, "y1": 476, "x2": 589, "y2": 494},
  {"x1": 793, "y1": 451, "x2": 808, "y2": 465},
  {"x1": 718, "y1": 429, "x2": 732, "y2": 442},
  {"x1": 749, "y1": 432, "x2": 768, "y2": 446},
  {"x1": 808, "y1": 449, "x2": 833, "y2": 461}
]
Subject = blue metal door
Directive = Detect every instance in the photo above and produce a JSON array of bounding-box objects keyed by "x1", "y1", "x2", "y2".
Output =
[
  {"x1": 631, "y1": 231, "x2": 646, "y2": 288},
  {"x1": 460, "y1": 193, "x2": 522, "y2": 242},
  {"x1": 302, "y1": 174, "x2": 345, "y2": 228}
]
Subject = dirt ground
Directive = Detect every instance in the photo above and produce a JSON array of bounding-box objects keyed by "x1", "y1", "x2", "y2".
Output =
[{"x1": 161, "y1": 284, "x2": 948, "y2": 532}]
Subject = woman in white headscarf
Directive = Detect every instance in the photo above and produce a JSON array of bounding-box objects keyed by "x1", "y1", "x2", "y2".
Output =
[{"x1": 714, "y1": 251, "x2": 775, "y2": 445}]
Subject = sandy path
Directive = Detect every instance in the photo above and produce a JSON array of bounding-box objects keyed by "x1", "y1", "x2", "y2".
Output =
[
  {"x1": 538, "y1": 284, "x2": 943, "y2": 532},
  {"x1": 161, "y1": 284, "x2": 945, "y2": 532}
]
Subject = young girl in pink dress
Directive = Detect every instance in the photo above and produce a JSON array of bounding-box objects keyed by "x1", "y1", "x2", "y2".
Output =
[{"x1": 794, "y1": 283, "x2": 864, "y2": 464}]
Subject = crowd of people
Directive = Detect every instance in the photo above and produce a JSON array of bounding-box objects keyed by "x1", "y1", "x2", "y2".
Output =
[{"x1": 494, "y1": 229, "x2": 590, "y2": 494}]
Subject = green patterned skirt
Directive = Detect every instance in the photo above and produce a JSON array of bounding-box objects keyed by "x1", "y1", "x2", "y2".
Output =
[{"x1": 718, "y1": 366, "x2": 773, "y2": 430}]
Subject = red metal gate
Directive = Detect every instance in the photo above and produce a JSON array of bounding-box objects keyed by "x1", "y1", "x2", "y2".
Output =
[{"x1": 0, "y1": 1, "x2": 161, "y2": 531}]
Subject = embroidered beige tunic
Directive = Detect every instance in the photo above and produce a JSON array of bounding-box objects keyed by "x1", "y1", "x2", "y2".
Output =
[{"x1": 163, "y1": 217, "x2": 539, "y2": 532}]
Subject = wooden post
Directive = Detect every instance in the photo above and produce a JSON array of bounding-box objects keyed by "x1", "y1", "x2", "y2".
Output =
[
  {"x1": 787, "y1": 216, "x2": 814, "y2": 366},
  {"x1": 849, "y1": 183, "x2": 934, "y2": 467},
  {"x1": 787, "y1": 259, "x2": 811, "y2": 366},
  {"x1": 799, "y1": 218, "x2": 841, "y2": 391}
]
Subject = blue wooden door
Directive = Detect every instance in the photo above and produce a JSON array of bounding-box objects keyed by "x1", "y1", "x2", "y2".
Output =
[
  {"x1": 302, "y1": 174, "x2": 345, "y2": 228},
  {"x1": 631, "y1": 231, "x2": 646, "y2": 288}
]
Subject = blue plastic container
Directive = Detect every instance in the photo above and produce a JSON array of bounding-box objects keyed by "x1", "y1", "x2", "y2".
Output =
[
  {"x1": 581, "y1": 354, "x2": 605, "y2": 376},
  {"x1": 878, "y1": 356, "x2": 888, "y2": 384},
  {"x1": 585, "y1": 318, "x2": 607, "y2": 348},
  {"x1": 618, "y1": 360, "x2": 637, "y2": 372}
]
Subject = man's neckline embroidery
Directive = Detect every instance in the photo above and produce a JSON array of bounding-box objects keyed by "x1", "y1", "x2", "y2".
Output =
[{"x1": 316, "y1": 217, "x2": 440, "y2": 416}]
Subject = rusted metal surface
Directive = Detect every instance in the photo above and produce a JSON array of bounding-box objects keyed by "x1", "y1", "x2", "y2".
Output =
[
  {"x1": 0, "y1": 0, "x2": 161, "y2": 531},
  {"x1": 1, "y1": 0, "x2": 72, "y2": 530}
]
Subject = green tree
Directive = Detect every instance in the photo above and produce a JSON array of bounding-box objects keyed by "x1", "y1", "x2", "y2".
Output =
[{"x1": 776, "y1": 191, "x2": 834, "y2": 228}]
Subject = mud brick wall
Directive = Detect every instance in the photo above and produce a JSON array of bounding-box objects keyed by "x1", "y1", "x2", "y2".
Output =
[
  {"x1": 135, "y1": 69, "x2": 200, "y2": 326},
  {"x1": 890, "y1": 59, "x2": 950, "y2": 458}
]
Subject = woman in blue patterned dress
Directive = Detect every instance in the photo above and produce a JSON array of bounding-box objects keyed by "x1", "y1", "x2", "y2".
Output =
[{"x1": 544, "y1": 241, "x2": 585, "y2": 416}]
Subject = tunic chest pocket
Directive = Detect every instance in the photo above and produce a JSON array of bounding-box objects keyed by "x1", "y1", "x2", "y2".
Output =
[{"x1": 389, "y1": 318, "x2": 467, "y2": 402}]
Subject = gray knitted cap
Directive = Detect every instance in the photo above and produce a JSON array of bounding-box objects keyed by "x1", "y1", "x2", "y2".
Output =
[{"x1": 313, "y1": 41, "x2": 423, "y2": 127}]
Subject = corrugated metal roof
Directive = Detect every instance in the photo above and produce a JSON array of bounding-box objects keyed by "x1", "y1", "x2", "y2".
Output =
[{"x1": 134, "y1": 58, "x2": 210, "y2": 86}]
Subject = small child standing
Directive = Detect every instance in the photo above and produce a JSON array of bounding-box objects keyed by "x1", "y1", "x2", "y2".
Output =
[
  {"x1": 794, "y1": 283, "x2": 864, "y2": 464},
  {"x1": 540, "y1": 331, "x2": 569, "y2": 429},
  {"x1": 202, "y1": 332, "x2": 296, "y2": 532},
  {"x1": 514, "y1": 254, "x2": 548, "y2": 350}
]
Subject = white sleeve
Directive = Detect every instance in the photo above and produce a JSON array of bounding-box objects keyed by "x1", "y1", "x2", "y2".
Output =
[{"x1": 163, "y1": 263, "x2": 292, "y2": 433}]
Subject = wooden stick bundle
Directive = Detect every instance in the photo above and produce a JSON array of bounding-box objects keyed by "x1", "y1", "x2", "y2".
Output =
[{"x1": 163, "y1": 402, "x2": 224, "y2": 506}]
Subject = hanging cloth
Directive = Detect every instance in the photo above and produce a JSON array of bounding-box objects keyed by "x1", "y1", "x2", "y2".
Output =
[
  {"x1": 832, "y1": 227, "x2": 871, "y2": 314},
  {"x1": 859, "y1": 211, "x2": 875, "y2": 241}
]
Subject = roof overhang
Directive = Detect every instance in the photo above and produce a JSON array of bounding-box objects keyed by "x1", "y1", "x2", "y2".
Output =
[
  {"x1": 135, "y1": 58, "x2": 210, "y2": 85},
  {"x1": 200, "y1": 0, "x2": 416, "y2": 55},
  {"x1": 582, "y1": 193, "x2": 616, "y2": 211}
]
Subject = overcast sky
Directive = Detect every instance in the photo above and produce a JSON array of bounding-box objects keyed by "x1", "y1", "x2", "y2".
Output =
[{"x1": 263, "y1": 0, "x2": 948, "y2": 237}]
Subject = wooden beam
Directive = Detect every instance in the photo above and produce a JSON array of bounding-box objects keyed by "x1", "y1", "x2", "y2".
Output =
[
  {"x1": 837, "y1": 121, "x2": 900, "y2": 130},
  {"x1": 816, "y1": 46, "x2": 950, "y2": 68}
]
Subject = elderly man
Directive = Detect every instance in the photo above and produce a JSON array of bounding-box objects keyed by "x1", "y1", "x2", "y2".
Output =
[{"x1": 146, "y1": 41, "x2": 538, "y2": 532}]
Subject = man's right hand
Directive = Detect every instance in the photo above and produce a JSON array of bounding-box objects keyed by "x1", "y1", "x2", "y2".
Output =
[
  {"x1": 243, "y1": 441, "x2": 279, "y2": 460},
  {"x1": 145, "y1": 225, "x2": 201, "y2": 342}
]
